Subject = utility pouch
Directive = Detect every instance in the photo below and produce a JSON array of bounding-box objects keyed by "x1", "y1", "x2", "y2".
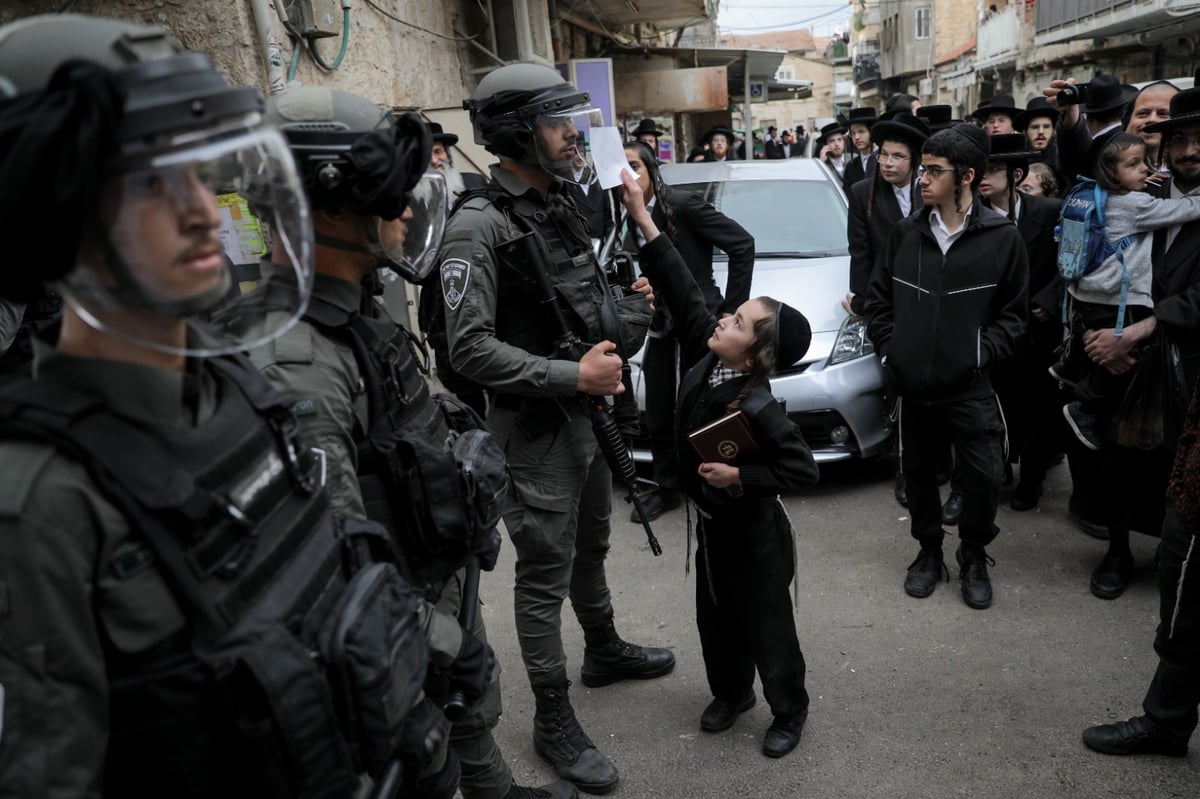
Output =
[{"x1": 320, "y1": 561, "x2": 429, "y2": 776}]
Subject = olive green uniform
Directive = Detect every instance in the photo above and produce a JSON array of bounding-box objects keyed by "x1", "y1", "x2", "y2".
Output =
[
  {"x1": 0, "y1": 346, "x2": 200, "y2": 797},
  {"x1": 439, "y1": 166, "x2": 617, "y2": 688},
  {"x1": 238, "y1": 272, "x2": 510, "y2": 796}
]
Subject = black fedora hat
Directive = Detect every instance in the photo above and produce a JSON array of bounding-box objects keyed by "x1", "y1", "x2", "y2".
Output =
[
  {"x1": 701, "y1": 124, "x2": 736, "y2": 145},
  {"x1": 916, "y1": 104, "x2": 955, "y2": 132},
  {"x1": 1080, "y1": 74, "x2": 1137, "y2": 115},
  {"x1": 846, "y1": 106, "x2": 879, "y2": 127},
  {"x1": 1143, "y1": 86, "x2": 1200, "y2": 134},
  {"x1": 973, "y1": 94, "x2": 1022, "y2": 121},
  {"x1": 817, "y1": 120, "x2": 846, "y2": 143},
  {"x1": 428, "y1": 121, "x2": 458, "y2": 147},
  {"x1": 986, "y1": 133, "x2": 1037, "y2": 162},
  {"x1": 871, "y1": 112, "x2": 930, "y2": 151},
  {"x1": 630, "y1": 117, "x2": 664, "y2": 137},
  {"x1": 1014, "y1": 96, "x2": 1060, "y2": 131}
]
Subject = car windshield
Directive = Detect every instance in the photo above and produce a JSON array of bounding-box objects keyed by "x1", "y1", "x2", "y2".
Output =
[{"x1": 672, "y1": 179, "x2": 849, "y2": 257}]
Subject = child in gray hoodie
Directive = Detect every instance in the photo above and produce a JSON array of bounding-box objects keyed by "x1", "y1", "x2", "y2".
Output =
[{"x1": 1062, "y1": 133, "x2": 1200, "y2": 450}]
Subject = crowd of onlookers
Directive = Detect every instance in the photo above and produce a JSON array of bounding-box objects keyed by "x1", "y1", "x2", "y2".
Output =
[{"x1": 651, "y1": 76, "x2": 1200, "y2": 760}]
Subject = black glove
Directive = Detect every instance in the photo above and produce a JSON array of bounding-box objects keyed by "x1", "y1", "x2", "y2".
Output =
[
  {"x1": 447, "y1": 630, "x2": 494, "y2": 706},
  {"x1": 476, "y1": 527, "x2": 502, "y2": 572}
]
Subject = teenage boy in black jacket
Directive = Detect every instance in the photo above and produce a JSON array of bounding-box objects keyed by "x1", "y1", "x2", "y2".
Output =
[{"x1": 864, "y1": 124, "x2": 1029, "y2": 610}]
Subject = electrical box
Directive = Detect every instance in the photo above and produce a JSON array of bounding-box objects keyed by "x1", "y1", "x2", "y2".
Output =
[{"x1": 281, "y1": 0, "x2": 344, "y2": 40}]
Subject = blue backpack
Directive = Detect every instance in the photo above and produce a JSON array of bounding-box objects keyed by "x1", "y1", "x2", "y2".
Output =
[{"x1": 1056, "y1": 177, "x2": 1136, "y2": 335}]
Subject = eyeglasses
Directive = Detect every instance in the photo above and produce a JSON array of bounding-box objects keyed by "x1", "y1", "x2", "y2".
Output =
[
  {"x1": 878, "y1": 151, "x2": 910, "y2": 165},
  {"x1": 1167, "y1": 133, "x2": 1200, "y2": 149},
  {"x1": 917, "y1": 165, "x2": 955, "y2": 180}
]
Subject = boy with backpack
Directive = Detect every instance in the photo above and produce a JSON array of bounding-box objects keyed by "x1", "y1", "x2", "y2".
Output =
[{"x1": 1055, "y1": 133, "x2": 1200, "y2": 450}]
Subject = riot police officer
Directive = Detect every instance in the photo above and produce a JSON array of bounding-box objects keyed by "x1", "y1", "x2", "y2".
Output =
[
  {"x1": 440, "y1": 63, "x2": 675, "y2": 794},
  {"x1": 227, "y1": 85, "x2": 575, "y2": 799},
  {"x1": 0, "y1": 14, "x2": 452, "y2": 798}
]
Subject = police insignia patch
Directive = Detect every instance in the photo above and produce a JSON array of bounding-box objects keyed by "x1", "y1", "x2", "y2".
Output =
[{"x1": 441, "y1": 259, "x2": 471, "y2": 311}]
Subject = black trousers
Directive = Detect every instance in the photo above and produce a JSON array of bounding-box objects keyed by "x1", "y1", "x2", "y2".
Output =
[
  {"x1": 695, "y1": 502, "x2": 809, "y2": 719},
  {"x1": 1142, "y1": 504, "x2": 1200, "y2": 743},
  {"x1": 900, "y1": 394, "x2": 1005, "y2": 548},
  {"x1": 643, "y1": 329, "x2": 680, "y2": 493}
]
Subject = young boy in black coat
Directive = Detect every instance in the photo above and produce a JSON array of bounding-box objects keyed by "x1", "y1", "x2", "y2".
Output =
[
  {"x1": 864, "y1": 124, "x2": 1029, "y2": 610},
  {"x1": 618, "y1": 170, "x2": 820, "y2": 760}
]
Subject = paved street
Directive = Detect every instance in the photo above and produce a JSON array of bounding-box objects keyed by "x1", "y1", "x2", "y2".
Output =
[{"x1": 476, "y1": 457, "x2": 1198, "y2": 798}]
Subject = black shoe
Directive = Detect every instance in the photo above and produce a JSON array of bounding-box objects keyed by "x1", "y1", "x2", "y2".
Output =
[
  {"x1": 502, "y1": 782, "x2": 579, "y2": 799},
  {"x1": 941, "y1": 490, "x2": 965, "y2": 526},
  {"x1": 700, "y1": 694, "x2": 756, "y2": 732},
  {"x1": 1068, "y1": 506, "x2": 1110, "y2": 540},
  {"x1": 1082, "y1": 715, "x2": 1187, "y2": 757},
  {"x1": 1009, "y1": 482, "x2": 1043, "y2": 511},
  {"x1": 532, "y1": 681, "x2": 619, "y2": 794},
  {"x1": 1090, "y1": 551, "x2": 1134, "y2": 600},
  {"x1": 1064, "y1": 402, "x2": 1104, "y2": 451},
  {"x1": 762, "y1": 712, "x2": 807, "y2": 758},
  {"x1": 893, "y1": 470, "x2": 908, "y2": 508},
  {"x1": 630, "y1": 490, "x2": 680, "y2": 524},
  {"x1": 1049, "y1": 361, "x2": 1079, "y2": 387},
  {"x1": 581, "y1": 638, "x2": 675, "y2": 688},
  {"x1": 904, "y1": 545, "x2": 948, "y2": 598},
  {"x1": 956, "y1": 545, "x2": 995, "y2": 610}
]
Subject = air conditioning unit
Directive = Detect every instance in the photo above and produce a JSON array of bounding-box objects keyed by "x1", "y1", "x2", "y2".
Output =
[{"x1": 919, "y1": 77, "x2": 933, "y2": 96}]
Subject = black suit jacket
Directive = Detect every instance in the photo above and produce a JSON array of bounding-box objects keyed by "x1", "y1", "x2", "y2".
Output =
[
  {"x1": 842, "y1": 152, "x2": 877, "y2": 194},
  {"x1": 572, "y1": 180, "x2": 613, "y2": 241},
  {"x1": 1057, "y1": 123, "x2": 1120, "y2": 188},
  {"x1": 847, "y1": 176, "x2": 921, "y2": 312},
  {"x1": 1152, "y1": 181, "x2": 1200, "y2": 394},
  {"x1": 1015, "y1": 194, "x2": 1063, "y2": 315}
]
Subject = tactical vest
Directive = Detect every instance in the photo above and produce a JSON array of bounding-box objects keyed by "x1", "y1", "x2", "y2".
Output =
[
  {"x1": 0, "y1": 354, "x2": 433, "y2": 799},
  {"x1": 303, "y1": 297, "x2": 508, "y2": 586},
  {"x1": 477, "y1": 184, "x2": 613, "y2": 356}
]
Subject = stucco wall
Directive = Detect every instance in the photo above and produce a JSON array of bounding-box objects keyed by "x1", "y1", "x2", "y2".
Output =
[{"x1": 0, "y1": 1, "x2": 474, "y2": 111}]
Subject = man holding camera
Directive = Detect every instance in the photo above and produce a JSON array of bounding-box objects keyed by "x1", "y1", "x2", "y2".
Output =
[{"x1": 1043, "y1": 74, "x2": 1136, "y2": 187}]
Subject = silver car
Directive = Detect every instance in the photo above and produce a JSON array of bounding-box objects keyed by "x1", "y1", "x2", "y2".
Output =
[{"x1": 628, "y1": 158, "x2": 891, "y2": 464}]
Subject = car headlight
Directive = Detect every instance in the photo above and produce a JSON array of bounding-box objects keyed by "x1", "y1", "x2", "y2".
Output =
[{"x1": 828, "y1": 315, "x2": 875, "y2": 366}]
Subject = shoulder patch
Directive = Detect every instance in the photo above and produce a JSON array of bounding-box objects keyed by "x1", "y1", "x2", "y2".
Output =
[
  {"x1": 289, "y1": 396, "x2": 320, "y2": 418},
  {"x1": 441, "y1": 258, "x2": 471, "y2": 311}
]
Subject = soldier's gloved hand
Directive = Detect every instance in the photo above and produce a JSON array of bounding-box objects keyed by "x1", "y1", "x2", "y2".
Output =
[
  {"x1": 476, "y1": 527, "x2": 502, "y2": 571},
  {"x1": 448, "y1": 630, "x2": 494, "y2": 705}
]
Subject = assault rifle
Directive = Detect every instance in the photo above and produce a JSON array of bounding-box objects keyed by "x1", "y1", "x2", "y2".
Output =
[{"x1": 511, "y1": 225, "x2": 662, "y2": 556}]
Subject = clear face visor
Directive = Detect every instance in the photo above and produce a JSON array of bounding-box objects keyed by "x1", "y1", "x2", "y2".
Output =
[
  {"x1": 67, "y1": 125, "x2": 313, "y2": 357},
  {"x1": 373, "y1": 169, "x2": 447, "y2": 284},
  {"x1": 531, "y1": 105, "x2": 604, "y2": 186}
]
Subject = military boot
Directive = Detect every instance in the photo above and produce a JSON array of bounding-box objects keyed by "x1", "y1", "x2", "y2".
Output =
[
  {"x1": 580, "y1": 618, "x2": 675, "y2": 688},
  {"x1": 532, "y1": 680, "x2": 619, "y2": 794},
  {"x1": 463, "y1": 780, "x2": 579, "y2": 799}
]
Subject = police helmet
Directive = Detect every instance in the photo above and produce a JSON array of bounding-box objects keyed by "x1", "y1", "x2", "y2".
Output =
[
  {"x1": 266, "y1": 86, "x2": 447, "y2": 284},
  {"x1": 0, "y1": 14, "x2": 314, "y2": 358},
  {"x1": 465, "y1": 62, "x2": 602, "y2": 186}
]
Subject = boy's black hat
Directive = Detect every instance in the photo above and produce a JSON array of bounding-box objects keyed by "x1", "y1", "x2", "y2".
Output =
[
  {"x1": 871, "y1": 113, "x2": 930, "y2": 151},
  {"x1": 1014, "y1": 97, "x2": 1060, "y2": 130},
  {"x1": 973, "y1": 94, "x2": 1022, "y2": 121},
  {"x1": 776, "y1": 303, "x2": 812, "y2": 369},
  {"x1": 987, "y1": 133, "x2": 1037, "y2": 162},
  {"x1": 630, "y1": 117, "x2": 664, "y2": 137},
  {"x1": 846, "y1": 107, "x2": 879, "y2": 127},
  {"x1": 701, "y1": 124, "x2": 736, "y2": 145},
  {"x1": 1080, "y1": 74, "x2": 1137, "y2": 115},
  {"x1": 949, "y1": 123, "x2": 991, "y2": 159},
  {"x1": 916, "y1": 104, "x2": 956, "y2": 132},
  {"x1": 817, "y1": 120, "x2": 846, "y2": 145}
]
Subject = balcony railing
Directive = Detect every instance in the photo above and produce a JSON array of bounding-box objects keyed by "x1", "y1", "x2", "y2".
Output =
[
  {"x1": 977, "y1": 3, "x2": 1021, "y2": 66},
  {"x1": 855, "y1": 57, "x2": 881, "y2": 86},
  {"x1": 1035, "y1": 0, "x2": 1183, "y2": 45}
]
